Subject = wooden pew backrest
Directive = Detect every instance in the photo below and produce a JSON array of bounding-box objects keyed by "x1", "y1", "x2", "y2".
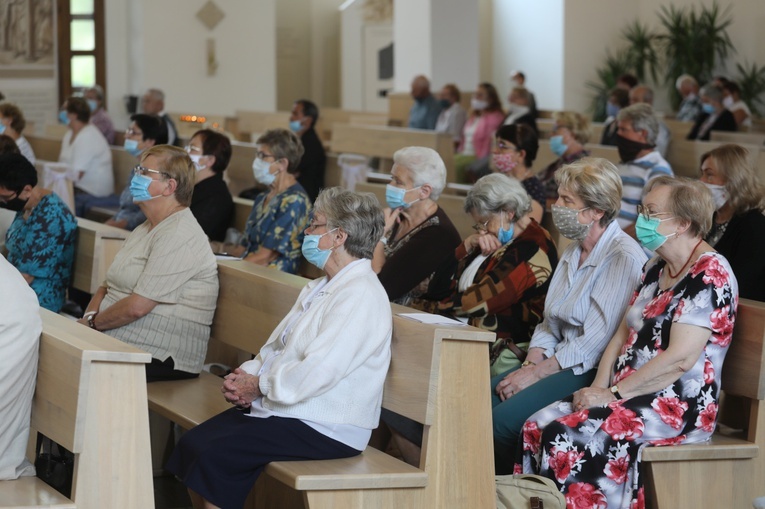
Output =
[
  {"x1": 73, "y1": 218, "x2": 128, "y2": 294},
  {"x1": 227, "y1": 141, "x2": 259, "y2": 197},
  {"x1": 26, "y1": 134, "x2": 63, "y2": 162},
  {"x1": 235, "y1": 110, "x2": 291, "y2": 142},
  {"x1": 710, "y1": 131, "x2": 765, "y2": 146}
]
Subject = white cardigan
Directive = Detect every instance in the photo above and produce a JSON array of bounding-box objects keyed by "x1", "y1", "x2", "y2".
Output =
[{"x1": 241, "y1": 259, "x2": 392, "y2": 429}]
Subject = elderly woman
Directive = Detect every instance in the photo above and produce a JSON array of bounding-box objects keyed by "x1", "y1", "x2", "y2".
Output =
[
  {"x1": 687, "y1": 85, "x2": 737, "y2": 141},
  {"x1": 492, "y1": 124, "x2": 545, "y2": 222},
  {"x1": 166, "y1": 188, "x2": 392, "y2": 509},
  {"x1": 722, "y1": 81, "x2": 752, "y2": 129},
  {"x1": 374, "y1": 146, "x2": 461, "y2": 306},
  {"x1": 455, "y1": 82, "x2": 505, "y2": 183},
  {"x1": 492, "y1": 158, "x2": 646, "y2": 475},
  {"x1": 185, "y1": 129, "x2": 233, "y2": 242},
  {"x1": 79, "y1": 146, "x2": 218, "y2": 382},
  {"x1": 0, "y1": 153, "x2": 77, "y2": 312},
  {"x1": 520, "y1": 177, "x2": 738, "y2": 509},
  {"x1": 242, "y1": 128, "x2": 311, "y2": 273},
  {"x1": 700, "y1": 144, "x2": 765, "y2": 300},
  {"x1": 58, "y1": 96, "x2": 114, "y2": 216},
  {"x1": 0, "y1": 102, "x2": 35, "y2": 164},
  {"x1": 539, "y1": 111, "x2": 591, "y2": 200}
]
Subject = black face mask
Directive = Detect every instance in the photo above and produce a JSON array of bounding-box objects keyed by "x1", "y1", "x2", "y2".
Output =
[
  {"x1": 616, "y1": 134, "x2": 655, "y2": 163},
  {"x1": 0, "y1": 196, "x2": 28, "y2": 212}
]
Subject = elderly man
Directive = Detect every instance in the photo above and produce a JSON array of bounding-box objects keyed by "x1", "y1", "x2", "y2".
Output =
[
  {"x1": 614, "y1": 103, "x2": 673, "y2": 230},
  {"x1": 289, "y1": 99, "x2": 326, "y2": 202},
  {"x1": 629, "y1": 85, "x2": 670, "y2": 156},
  {"x1": 408, "y1": 75, "x2": 442, "y2": 130},
  {"x1": 675, "y1": 74, "x2": 702, "y2": 122},
  {"x1": 141, "y1": 88, "x2": 180, "y2": 146},
  {"x1": 84, "y1": 85, "x2": 115, "y2": 144},
  {"x1": 687, "y1": 84, "x2": 737, "y2": 141}
]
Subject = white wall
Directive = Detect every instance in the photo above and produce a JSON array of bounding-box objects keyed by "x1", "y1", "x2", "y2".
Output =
[
  {"x1": 277, "y1": 0, "x2": 312, "y2": 111},
  {"x1": 492, "y1": 0, "x2": 565, "y2": 111},
  {"x1": 340, "y1": 1, "x2": 365, "y2": 109},
  {"x1": 392, "y1": 0, "x2": 432, "y2": 91},
  {"x1": 310, "y1": 0, "x2": 342, "y2": 107},
  {"x1": 430, "y1": 0, "x2": 480, "y2": 92}
]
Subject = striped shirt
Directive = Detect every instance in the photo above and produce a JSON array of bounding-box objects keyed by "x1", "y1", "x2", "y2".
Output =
[
  {"x1": 617, "y1": 151, "x2": 673, "y2": 228},
  {"x1": 529, "y1": 221, "x2": 646, "y2": 374}
]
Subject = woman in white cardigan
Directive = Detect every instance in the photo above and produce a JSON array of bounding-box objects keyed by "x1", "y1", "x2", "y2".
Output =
[{"x1": 167, "y1": 187, "x2": 393, "y2": 509}]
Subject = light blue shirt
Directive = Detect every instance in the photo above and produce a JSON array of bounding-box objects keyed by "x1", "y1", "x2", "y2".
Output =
[{"x1": 408, "y1": 95, "x2": 443, "y2": 130}]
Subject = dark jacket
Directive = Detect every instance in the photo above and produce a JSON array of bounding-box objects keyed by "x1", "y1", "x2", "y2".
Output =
[
  {"x1": 296, "y1": 127, "x2": 326, "y2": 203},
  {"x1": 711, "y1": 209, "x2": 765, "y2": 301},
  {"x1": 687, "y1": 109, "x2": 737, "y2": 141}
]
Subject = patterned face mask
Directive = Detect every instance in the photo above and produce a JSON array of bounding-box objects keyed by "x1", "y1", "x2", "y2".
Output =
[{"x1": 551, "y1": 204, "x2": 592, "y2": 242}]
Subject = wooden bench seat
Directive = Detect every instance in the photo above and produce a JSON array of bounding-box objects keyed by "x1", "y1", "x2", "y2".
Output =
[
  {"x1": 0, "y1": 310, "x2": 154, "y2": 509},
  {"x1": 642, "y1": 299, "x2": 765, "y2": 508},
  {"x1": 72, "y1": 218, "x2": 128, "y2": 294}
]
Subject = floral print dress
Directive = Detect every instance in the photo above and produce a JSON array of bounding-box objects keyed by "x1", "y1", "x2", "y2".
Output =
[
  {"x1": 5, "y1": 193, "x2": 78, "y2": 312},
  {"x1": 520, "y1": 252, "x2": 738, "y2": 509},
  {"x1": 243, "y1": 183, "x2": 311, "y2": 274}
]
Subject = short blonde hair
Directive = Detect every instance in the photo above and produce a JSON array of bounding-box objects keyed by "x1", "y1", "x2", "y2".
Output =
[
  {"x1": 553, "y1": 111, "x2": 591, "y2": 144},
  {"x1": 701, "y1": 144, "x2": 765, "y2": 216},
  {"x1": 555, "y1": 157, "x2": 622, "y2": 227},
  {"x1": 645, "y1": 176, "x2": 714, "y2": 238},
  {"x1": 141, "y1": 145, "x2": 195, "y2": 206}
]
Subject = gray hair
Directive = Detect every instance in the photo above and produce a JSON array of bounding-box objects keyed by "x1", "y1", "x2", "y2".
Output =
[
  {"x1": 392, "y1": 146, "x2": 446, "y2": 200},
  {"x1": 617, "y1": 103, "x2": 659, "y2": 146},
  {"x1": 555, "y1": 157, "x2": 623, "y2": 227},
  {"x1": 675, "y1": 74, "x2": 697, "y2": 90},
  {"x1": 146, "y1": 88, "x2": 165, "y2": 102},
  {"x1": 314, "y1": 187, "x2": 384, "y2": 260},
  {"x1": 700, "y1": 84, "x2": 724, "y2": 104},
  {"x1": 86, "y1": 84, "x2": 104, "y2": 101},
  {"x1": 464, "y1": 173, "x2": 531, "y2": 219}
]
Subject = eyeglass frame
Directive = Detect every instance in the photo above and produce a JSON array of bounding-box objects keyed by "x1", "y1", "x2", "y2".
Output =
[
  {"x1": 133, "y1": 164, "x2": 172, "y2": 179},
  {"x1": 636, "y1": 204, "x2": 672, "y2": 221}
]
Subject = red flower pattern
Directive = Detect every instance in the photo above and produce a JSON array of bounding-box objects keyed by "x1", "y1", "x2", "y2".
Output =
[
  {"x1": 565, "y1": 482, "x2": 608, "y2": 509},
  {"x1": 548, "y1": 447, "x2": 585, "y2": 483},
  {"x1": 604, "y1": 455, "x2": 630, "y2": 484},
  {"x1": 648, "y1": 434, "x2": 686, "y2": 446},
  {"x1": 629, "y1": 487, "x2": 646, "y2": 509},
  {"x1": 613, "y1": 365, "x2": 636, "y2": 385},
  {"x1": 709, "y1": 305, "x2": 734, "y2": 347},
  {"x1": 602, "y1": 402, "x2": 645, "y2": 441},
  {"x1": 703, "y1": 358, "x2": 715, "y2": 385},
  {"x1": 651, "y1": 397, "x2": 689, "y2": 430},
  {"x1": 642, "y1": 290, "x2": 674, "y2": 319},
  {"x1": 557, "y1": 409, "x2": 590, "y2": 427},
  {"x1": 513, "y1": 463, "x2": 523, "y2": 475},
  {"x1": 522, "y1": 420, "x2": 541, "y2": 454},
  {"x1": 690, "y1": 255, "x2": 729, "y2": 287},
  {"x1": 695, "y1": 402, "x2": 718, "y2": 433}
]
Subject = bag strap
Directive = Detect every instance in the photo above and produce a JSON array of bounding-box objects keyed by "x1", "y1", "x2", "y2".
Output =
[{"x1": 513, "y1": 474, "x2": 561, "y2": 494}]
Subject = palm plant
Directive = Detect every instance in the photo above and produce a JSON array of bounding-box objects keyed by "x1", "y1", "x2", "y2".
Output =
[
  {"x1": 586, "y1": 49, "x2": 633, "y2": 122},
  {"x1": 735, "y1": 61, "x2": 765, "y2": 117},
  {"x1": 622, "y1": 21, "x2": 660, "y2": 84}
]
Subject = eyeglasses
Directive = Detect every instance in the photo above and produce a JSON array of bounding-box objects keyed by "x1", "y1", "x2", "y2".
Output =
[
  {"x1": 125, "y1": 128, "x2": 143, "y2": 137},
  {"x1": 305, "y1": 222, "x2": 327, "y2": 234},
  {"x1": 133, "y1": 165, "x2": 171, "y2": 179},
  {"x1": 472, "y1": 219, "x2": 490, "y2": 233},
  {"x1": 184, "y1": 144, "x2": 202, "y2": 154},
  {"x1": 495, "y1": 142, "x2": 517, "y2": 151},
  {"x1": 636, "y1": 204, "x2": 672, "y2": 221},
  {"x1": 256, "y1": 151, "x2": 277, "y2": 160}
]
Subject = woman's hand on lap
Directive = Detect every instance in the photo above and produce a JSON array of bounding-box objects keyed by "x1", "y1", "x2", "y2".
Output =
[
  {"x1": 221, "y1": 368, "x2": 261, "y2": 406},
  {"x1": 572, "y1": 387, "x2": 614, "y2": 410},
  {"x1": 495, "y1": 365, "x2": 541, "y2": 401}
]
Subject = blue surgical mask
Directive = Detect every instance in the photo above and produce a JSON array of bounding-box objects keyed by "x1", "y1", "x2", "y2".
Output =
[
  {"x1": 124, "y1": 138, "x2": 141, "y2": 157},
  {"x1": 289, "y1": 120, "x2": 303, "y2": 133},
  {"x1": 58, "y1": 111, "x2": 70, "y2": 125},
  {"x1": 385, "y1": 184, "x2": 421, "y2": 209},
  {"x1": 549, "y1": 135, "x2": 568, "y2": 157},
  {"x1": 606, "y1": 103, "x2": 620, "y2": 118},
  {"x1": 87, "y1": 99, "x2": 98, "y2": 112},
  {"x1": 252, "y1": 158, "x2": 276, "y2": 186},
  {"x1": 129, "y1": 172, "x2": 161, "y2": 202},
  {"x1": 0, "y1": 123, "x2": 5, "y2": 135},
  {"x1": 635, "y1": 215, "x2": 676, "y2": 251},
  {"x1": 301, "y1": 228, "x2": 338, "y2": 270},
  {"x1": 702, "y1": 103, "x2": 716, "y2": 115},
  {"x1": 497, "y1": 212, "x2": 514, "y2": 245}
]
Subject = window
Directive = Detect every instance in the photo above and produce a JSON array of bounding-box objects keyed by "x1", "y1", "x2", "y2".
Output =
[{"x1": 57, "y1": 0, "x2": 105, "y2": 103}]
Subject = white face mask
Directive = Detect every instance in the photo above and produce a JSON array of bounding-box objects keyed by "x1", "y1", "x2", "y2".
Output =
[
  {"x1": 188, "y1": 153, "x2": 205, "y2": 171},
  {"x1": 471, "y1": 98, "x2": 488, "y2": 111},
  {"x1": 703, "y1": 182, "x2": 728, "y2": 210},
  {"x1": 722, "y1": 96, "x2": 734, "y2": 109}
]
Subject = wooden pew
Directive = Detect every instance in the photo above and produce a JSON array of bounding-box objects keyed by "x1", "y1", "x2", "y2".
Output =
[
  {"x1": 232, "y1": 196, "x2": 254, "y2": 232},
  {"x1": 227, "y1": 141, "x2": 259, "y2": 197},
  {"x1": 387, "y1": 91, "x2": 474, "y2": 128},
  {"x1": 72, "y1": 218, "x2": 128, "y2": 294},
  {"x1": 316, "y1": 108, "x2": 388, "y2": 143},
  {"x1": 586, "y1": 143, "x2": 620, "y2": 165},
  {"x1": 355, "y1": 181, "x2": 473, "y2": 240},
  {"x1": 331, "y1": 124, "x2": 456, "y2": 182},
  {"x1": 26, "y1": 134, "x2": 62, "y2": 162},
  {"x1": 710, "y1": 131, "x2": 765, "y2": 146},
  {"x1": 663, "y1": 118, "x2": 694, "y2": 142},
  {"x1": 0, "y1": 309, "x2": 153, "y2": 509},
  {"x1": 235, "y1": 110, "x2": 291, "y2": 142},
  {"x1": 168, "y1": 112, "x2": 238, "y2": 141},
  {"x1": 666, "y1": 140, "x2": 761, "y2": 178},
  {"x1": 146, "y1": 260, "x2": 496, "y2": 509},
  {"x1": 642, "y1": 299, "x2": 765, "y2": 508}
]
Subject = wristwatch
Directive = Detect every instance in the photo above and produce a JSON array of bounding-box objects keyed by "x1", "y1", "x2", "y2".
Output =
[
  {"x1": 610, "y1": 385, "x2": 623, "y2": 399},
  {"x1": 84, "y1": 311, "x2": 99, "y2": 331}
]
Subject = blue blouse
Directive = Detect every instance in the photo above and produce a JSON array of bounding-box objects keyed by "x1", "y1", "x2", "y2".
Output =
[
  {"x1": 244, "y1": 183, "x2": 311, "y2": 274},
  {"x1": 6, "y1": 193, "x2": 78, "y2": 312}
]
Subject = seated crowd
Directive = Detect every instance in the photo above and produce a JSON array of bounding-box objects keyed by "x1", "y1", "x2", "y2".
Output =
[{"x1": 0, "y1": 71, "x2": 763, "y2": 509}]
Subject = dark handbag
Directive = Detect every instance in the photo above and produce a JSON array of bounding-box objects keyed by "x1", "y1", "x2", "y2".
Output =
[{"x1": 35, "y1": 433, "x2": 74, "y2": 498}]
